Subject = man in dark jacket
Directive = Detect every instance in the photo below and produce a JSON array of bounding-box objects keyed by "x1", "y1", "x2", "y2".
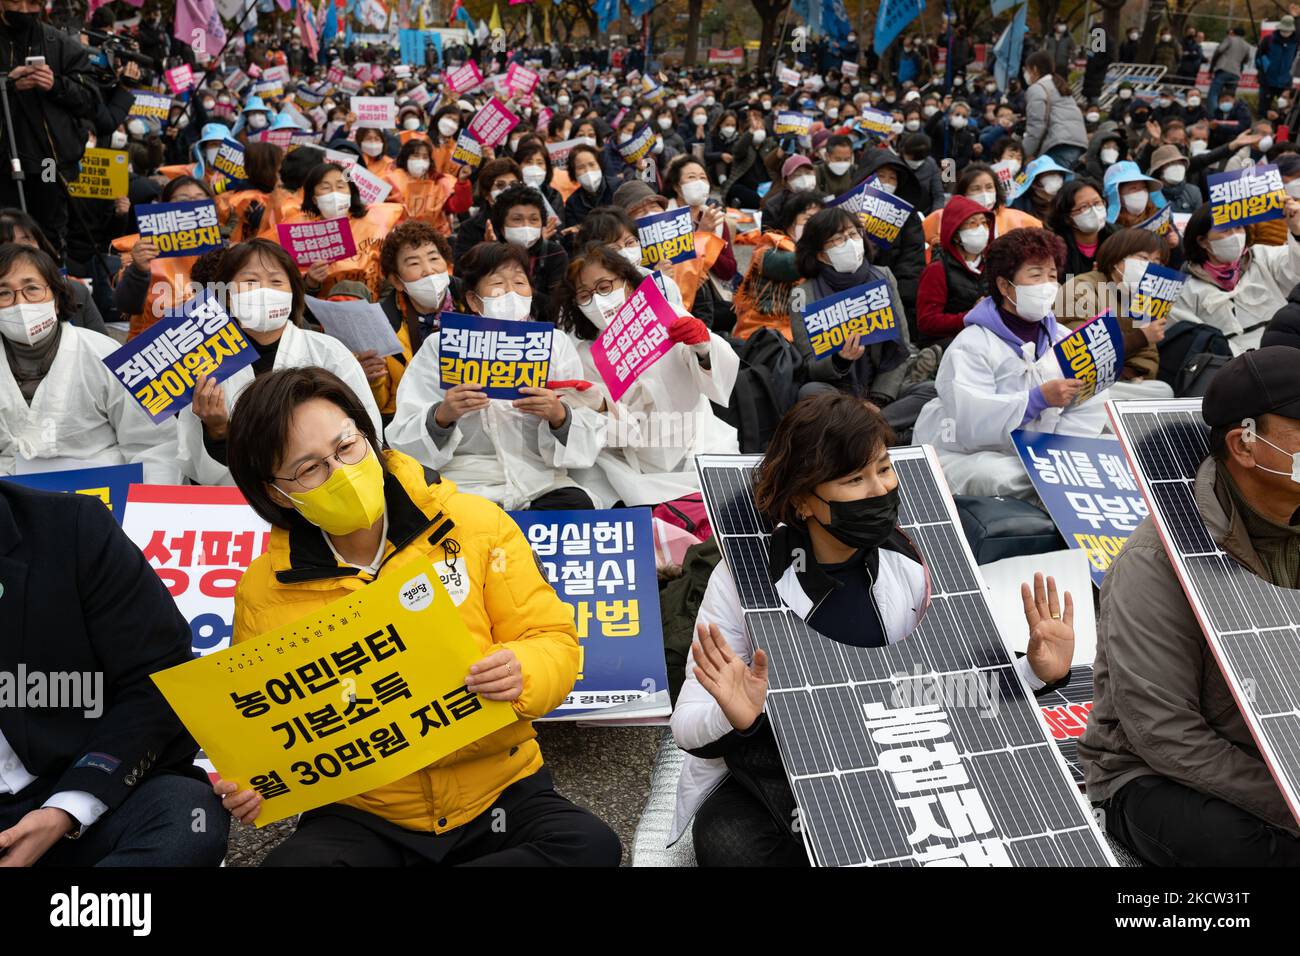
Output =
[
  {"x1": 1256, "y1": 15, "x2": 1300, "y2": 114},
  {"x1": 1081, "y1": 348, "x2": 1300, "y2": 865},
  {"x1": 0, "y1": 485, "x2": 227, "y2": 866},
  {"x1": 0, "y1": 1, "x2": 102, "y2": 260}
]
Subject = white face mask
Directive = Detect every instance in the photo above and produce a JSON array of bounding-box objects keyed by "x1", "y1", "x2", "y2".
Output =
[
  {"x1": 579, "y1": 286, "x2": 627, "y2": 329},
  {"x1": 0, "y1": 300, "x2": 57, "y2": 346},
  {"x1": 522, "y1": 164, "x2": 547, "y2": 187},
  {"x1": 247, "y1": 112, "x2": 268, "y2": 129},
  {"x1": 720, "y1": 126, "x2": 736, "y2": 139},
  {"x1": 231, "y1": 288, "x2": 293, "y2": 332},
  {"x1": 1119, "y1": 89, "x2": 1133, "y2": 100},
  {"x1": 790, "y1": 223, "x2": 804, "y2": 242},
  {"x1": 922, "y1": 105, "x2": 938, "y2": 118},
  {"x1": 827, "y1": 160, "x2": 852, "y2": 176},
  {"x1": 969, "y1": 189, "x2": 997, "y2": 210},
  {"x1": 617, "y1": 245, "x2": 643, "y2": 267},
  {"x1": 557, "y1": 96, "x2": 570, "y2": 107},
  {"x1": 905, "y1": 119, "x2": 921, "y2": 131},
  {"x1": 579, "y1": 169, "x2": 604, "y2": 193},
  {"x1": 1286, "y1": 180, "x2": 1300, "y2": 199},
  {"x1": 682, "y1": 179, "x2": 710, "y2": 205},
  {"x1": 111, "y1": 130, "x2": 128, "y2": 150},
  {"x1": 693, "y1": 114, "x2": 708, "y2": 126},
  {"x1": 476, "y1": 290, "x2": 532, "y2": 322},
  {"x1": 904, "y1": 157, "x2": 925, "y2": 170},
  {"x1": 1072, "y1": 205, "x2": 1106, "y2": 233},
  {"x1": 657, "y1": 116, "x2": 673, "y2": 130},
  {"x1": 950, "y1": 114, "x2": 968, "y2": 129},
  {"x1": 1010, "y1": 281, "x2": 1058, "y2": 322},
  {"x1": 1003, "y1": 158, "x2": 1022, "y2": 176},
  {"x1": 437, "y1": 117, "x2": 459, "y2": 137},
  {"x1": 1099, "y1": 146, "x2": 1119, "y2": 165},
  {"x1": 959, "y1": 224, "x2": 989, "y2": 255},
  {"x1": 316, "y1": 191, "x2": 352, "y2": 217},
  {"x1": 752, "y1": 128, "x2": 766, "y2": 145},
  {"x1": 403, "y1": 117, "x2": 421, "y2": 131},
  {"x1": 504, "y1": 225, "x2": 542, "y2": 247},
  {"x1": 1251, "y1": 432, "x2": 1300, "y2": 484},
  {"x1": 361, "y1": 140, "x2": 384, "y2": 158},
  {"x1": 404, "y1": 271, "x2": 449, "y2": 310},
  {"x1": 874, "y1": 179, "x2": 897, "y2": 195},
  {"x1": 1258, "y1": 135, "x2": 1275, "y2": 152},
  {"x1": 788, "y1": 174, "x2": 815, "y2": 193},
  {"x1": 826, "y1": 236, "x2": 865, "y2": 273},
  {"x1": 1208, "y1": 231, "x2": 1246, "y2": 264},
  {"x1": 1086, "y1": 111, "x2": 1101, "y2": 124},
  {"x1": 1161, "y1": 164, "x2": 1187, "y2": 185},
  {"x1": 1122, "y1": 190, "x2": 1149, "y2": 215},
  {"x1": 204, "y1": 145, "x2": 220, "y2": 166},
  {"x1": 620, "y1": 96, "x2": 633, "y2": 107},
  {"x1": 1121, "y1": 257, "x2": 1149, "y2": 288},
  {"x1": 1279, "y1": 98, "x2": 1291, "y2": 110},
  {"x1": 1190, "y1": 139, "x2": 1208, "y2": 155},
  {"x1": 1188, "y1": 96, "x2": 1201, "y2": 108},
  {"x1": 1039, "y1": 174, "x2": 1063, "y2": 196},
  {"x1": 406, "y1": 158, "x2": 430, "y2": 178}
]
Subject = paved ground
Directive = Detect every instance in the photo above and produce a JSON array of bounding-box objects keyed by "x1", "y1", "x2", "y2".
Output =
[{"x1": 224, "y1": 723, "x2": 666, "y2": 866}]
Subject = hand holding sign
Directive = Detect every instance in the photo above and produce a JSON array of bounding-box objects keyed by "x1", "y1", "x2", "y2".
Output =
[
  {"x1": 667, "y1": 313, "x2": 710, "y2": 346},
  {"x1": 465, "y1": 648, "x2": 523, "y2": 700},
  {"x1": 511, "y1": 386, "x2": 567, "y2": 428},
  {"x1": 1042, "y1": 378, "x2": 1084, "y2": 407},
  {"x1": 434, "y1": 383, "x2": 490, "y2": 426}
]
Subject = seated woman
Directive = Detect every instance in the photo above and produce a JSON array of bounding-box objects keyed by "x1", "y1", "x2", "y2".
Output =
[
  {"x1": 489, "y1": 184, "x2": 570, "y2": 324},
  {"x1": 1008, "y1": 155, "x2": 1071, "y2": 223},
  {"x1": 212, "y1": 366, "x2": 620, "y2": 867},
  {"x1": 732, "y1": 191, "x2": 824, "y2": 341},
  {"x1": 916, "y1": 195, "x2": 993, "y2": 349},
  {"x1": 663, "y1": 155, "x2": 739, "y2": 330},
  {"x1": 563, "y1": 144, "x2": 618, "y2": 232},
  {"x1": 177, "y1": 238, "x2": 382, "y2": 485},
  {"x1": 281, "y1": 162, "x2": 407, "y2": 300},
  {"x1": 913, "y1": 228, "x2": 1109, "y2": 498},
  {"x1": 555, "y1": 244, "x2": 738, "y2": 509},
  {"x1": 448, "y1": 157, "x2": 520, "y2": 266},
  {"x1": 1181, "y1": 198, "x2": 1300, "y2": 354},
  {"x1": 221, "y1": 141, "x2": 284, "y2": 243},
  {"x1": 0, "y1": 244, "x2": 179, "y2": 481},
  {"x1": 113, "y1": 175, "x2": 218, "y2": 336},
  {"x1": 789, "y1": 208, "x2": 931, "y2": 436},
  {"x1": 670, "y1": 391, "x2": 1076, "y2": 866},
  {"x1": 387, "y1": 242, "x2": 604, "y2": 511},
  {"x1": 572, "y1": 204, "x2": 695, "y2": 313},
  {"x1": 1049, "y1": 178, "x2": 1115, "y2": 281},
  {"x1": 355, "y1": 127, "x2": 396, "y2": 179},
  {"x1": 0, "y1": 209, "x2": 104, "y2": 333},
  {"x1": 1056, "y1": 227, "x2": 1175, "y2": 400},
  {"x1": 512, "y1": 136, "x2": 566, "y2": 226},
  {"x1": 920, "y1": 162, "x2": 1042, "y2": 253},
  {"x1": 386, "y1": 138, "x2": 457, "y2": 237}
]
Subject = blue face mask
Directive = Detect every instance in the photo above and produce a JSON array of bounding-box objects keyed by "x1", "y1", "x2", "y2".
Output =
[{"x1": 1219, "y1": 101, "x2": 1234, "y2": 113}]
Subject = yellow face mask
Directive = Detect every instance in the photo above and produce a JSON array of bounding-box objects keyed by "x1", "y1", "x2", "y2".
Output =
[{"x1": 276, "y1": 448, "x2": 386, "y2": 536}]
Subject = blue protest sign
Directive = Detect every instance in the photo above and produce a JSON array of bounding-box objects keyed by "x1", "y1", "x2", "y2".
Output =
[
  {"x1": 1128, "y1": 262, "x2": 1186, "y2": 327},
  {"x1": 800, "y1": 277, "x2": 901, "y2": 357},
  {"x1": 636, "y1": 206, "x2": 696, "y2": 266},
  {"x1": 2, "y1": 463, "x2": 143, "y2": 525},
  {"x1": 1012, "y1": 431, "x2": 1149, "y2": 587},
  {"x1": 509, "y1": 508, "x2": 669, "y2": 721},
  {"x1": 105, "y1": 292, "x2": 256, "y2": 424},
  {"x1": 437, "y1": 312, "x2": 554, "y2": 400},
  {"x1": 1207, "y1": 163, "x2": 1286, "y2": 229},
  {"x1": 1054, "y1": 312, "x2": 1124, "y2": 405},
  {"x1": 829, "y1": 180, "x2": 914, "y2": 250},
  {"x1": 135, "y1": 200, "x2": 223, "y2": 259}
]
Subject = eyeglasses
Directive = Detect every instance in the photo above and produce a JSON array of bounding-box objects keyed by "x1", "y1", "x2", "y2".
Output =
[
  {"x1": 0, "y1": 283, "x2": 51, "y2": 308},
  {"x1": 1071, "y1": 202, "x2": 1106, "y2": 216},
  {"x1": 272, "y1": 434, "x2": 369, "y2": 489},
  {"x1": 824, "y1": 230, "x2": 858, "y2": 249},
  {"x1": 575, "y1": 277, "x2": 622, "y2": 306}
]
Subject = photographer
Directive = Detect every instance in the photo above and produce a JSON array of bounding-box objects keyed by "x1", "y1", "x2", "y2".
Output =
[{"x1": 0, "y1": 0, "x2": 102, "y2": 260}]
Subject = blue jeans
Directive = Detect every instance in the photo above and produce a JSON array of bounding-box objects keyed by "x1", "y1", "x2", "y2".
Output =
[
  {"x1": 25, "y1": 772, "x2": 229, "y2": 867},
  {"x1": 1206, "y1": 69, "x2": 1237, "y2": 110},
  {"x1": 1045, "y1": 143, "x2": 1086, "y2": 172}
]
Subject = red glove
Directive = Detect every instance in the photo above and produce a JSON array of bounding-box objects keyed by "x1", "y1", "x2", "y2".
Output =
[
  {"x1": 544, "y1": 379, "x2": 594, "y2": 392},
  {"x1": 667, "y1": 315, "x2": 710, "y2": 346}
]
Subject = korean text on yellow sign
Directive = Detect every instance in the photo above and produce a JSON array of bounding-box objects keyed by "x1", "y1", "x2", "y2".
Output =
[
  {"x1": 67, "y1": 148, "x2": 129, "y2": 200},
  {"x1": 150, "y1": 557, "x2": 516, "y2": 826}
]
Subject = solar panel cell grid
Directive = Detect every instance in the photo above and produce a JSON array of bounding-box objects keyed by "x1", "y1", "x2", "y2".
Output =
[{"x1": 693, "y1": 451, "x2": 1114, "y2": 867}]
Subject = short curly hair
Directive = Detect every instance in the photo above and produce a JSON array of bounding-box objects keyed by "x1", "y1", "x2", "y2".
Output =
[
  {"x1": 985, "y1": 227, "x2": 1067, "y2": 308},
  {"x1": 379, "y1": 220, "x2": 452, "y2": 279}
]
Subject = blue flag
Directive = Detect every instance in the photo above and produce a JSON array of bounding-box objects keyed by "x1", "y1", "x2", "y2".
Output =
[
  {"x1": 321, "y1": 0, "x2": 338, "y2": 43},
  {"x1": 821, "y1": 0, "x2": 852, "y2": 41},
  {"x1": 873, "y1": 0, "x2": 923, "y2": 55},
  {"x1": 993, "y1": 2, "x2": 1028, "y2": 91}
]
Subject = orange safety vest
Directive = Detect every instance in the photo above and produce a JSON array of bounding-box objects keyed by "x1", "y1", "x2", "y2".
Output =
[
  {"x1": 671, "y1": 230, "x2": 726, "y2": 312},
  {"x1": 110, "y1": 234, "x2": 199, "y2": 337},
  {"x1": 391, "y1": 173, "x2": 456, "y2": 236}
]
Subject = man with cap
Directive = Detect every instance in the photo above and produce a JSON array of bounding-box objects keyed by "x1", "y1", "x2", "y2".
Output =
[
  {"x1": 1149, "y1": 143, "x2": 1201, "y2": 214},
  {"x1": 761, "y1": 154, "x2": 818, "y2": 235},
  {"x1": 1257, "y1": 15, "x2": 1300, "y2": 116},
  {"x1": 1080, "y1": 346, "x2": 1300, "y2": 865}
]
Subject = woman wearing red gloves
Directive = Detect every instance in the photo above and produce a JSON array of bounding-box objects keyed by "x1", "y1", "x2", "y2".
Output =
[{"x1": 555, "y1": 244, "x2": 740, "y2": 509}]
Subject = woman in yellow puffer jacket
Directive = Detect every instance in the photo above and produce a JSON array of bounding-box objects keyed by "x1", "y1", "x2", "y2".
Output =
[{"x1": 211, "y1": 365, "x2": 620, "y2": 866}]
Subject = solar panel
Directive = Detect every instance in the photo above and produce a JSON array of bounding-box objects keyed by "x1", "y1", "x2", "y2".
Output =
[
  {"x1": 1110, "y1": 399, "x2": 1300, "y2": 830},
  {"x1": 695, "y1": 449, "x2": 1114, "y2": 867},
  {"x1": 1037, "y1": 665, "x2": 1095, "y2": 786}
]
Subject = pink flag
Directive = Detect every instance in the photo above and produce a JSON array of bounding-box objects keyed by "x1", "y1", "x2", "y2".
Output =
[
  {"x1": 174, "y1": 0, "x2": 226, "y2": 50},
  {"x1": 276, "y1": 0, "x2": 293, "y2": 11}
]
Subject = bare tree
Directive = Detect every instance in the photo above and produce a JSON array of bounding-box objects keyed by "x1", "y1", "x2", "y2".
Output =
[{"x1": 751, "y1": 0, "x2": 791, "y2": 70}]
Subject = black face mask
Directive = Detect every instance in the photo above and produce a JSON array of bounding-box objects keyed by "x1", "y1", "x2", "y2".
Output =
[
  {"x1": 813, "y1": 486, "x2": 900, "y2": 552},
  {"x1": 5, "y1": 11, "x2": 37, "y2": 29}
]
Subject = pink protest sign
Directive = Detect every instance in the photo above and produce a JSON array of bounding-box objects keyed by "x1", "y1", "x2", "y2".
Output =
[
  {"x1": 446, "y1": 61, "x2": 483, "y2": 95},
  {"x1": 353, "y1": 96, "x2": 397, "y2": 129},
  {"x1": 166, "y1": 64, "x2": 194, "y2": 93},
  {"x1": 326, "y1": 65, "x2": 345, "y2": 86},
  {"x1": 467, "y1": 97, "x2": 519, "y2": 147},
  {"x1": 277, "y1": 217, "x2": 357, "y2": 265},
  {"x1": 506, "y1": 63, "x2": 539, "y2": 97},
  {"x1": 589, "y1": 276, "x2": 677, "y2": 402},
  {"x1": 535, "y1": 107, "x2": 553, "y2": 131}
]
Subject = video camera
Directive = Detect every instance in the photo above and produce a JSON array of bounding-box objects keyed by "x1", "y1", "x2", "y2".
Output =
[{"x1": 82, "y1": 27, "x2": 156, "y2": 81}]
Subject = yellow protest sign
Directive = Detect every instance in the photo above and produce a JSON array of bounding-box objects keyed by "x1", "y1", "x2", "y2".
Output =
[
  {"x1": 67, "y1": 147, "x2": 129, "y2": 200},
  {"x1": 150, "y1": 557, "x2": 516, "y2": 827}
]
